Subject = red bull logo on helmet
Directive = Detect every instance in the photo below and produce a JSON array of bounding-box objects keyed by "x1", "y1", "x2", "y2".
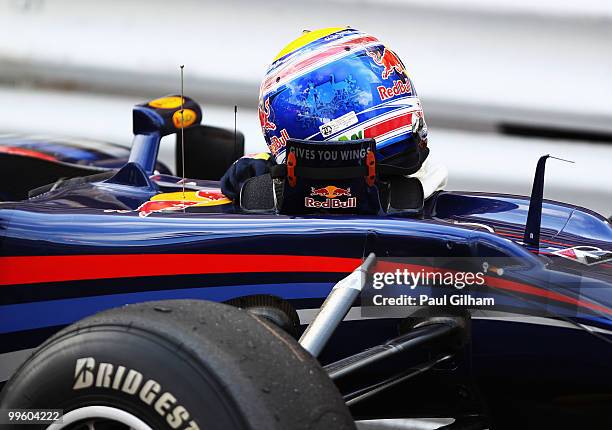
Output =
[
  {"x1": 367, "y1": 47, "x2": 406, "y2": 80},
  {"x1": 258, "y1": 98, "x2": 277, "y2": 132},
  {"x1": 377, "y1": 79, "x2": 413, "y2": 101},
  {"x1": 268, "y1": 129, "x2": 290, "y2": 157},
  {"x1": 306, "y1": 185, "x2": 356, "y2": 209}
]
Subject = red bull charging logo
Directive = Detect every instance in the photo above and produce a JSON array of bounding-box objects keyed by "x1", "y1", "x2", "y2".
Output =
[
  {"x1": 306, "y1": 185, "x2": 357, "y2": 209},
  {"x1": 367, "y1": 47, "x2": 406, "y2": 80},
  {"x1": 105, "y1": 191, "x2": 231, "y2": 217},
  {"x1": 136, "y1": 191, "x2": 230, "y2": 217},
  {"x1": 258, "y1": 98, "x2": 277, "y2": 132}
]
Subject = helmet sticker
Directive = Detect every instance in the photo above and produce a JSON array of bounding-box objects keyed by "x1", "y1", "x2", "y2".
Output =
[
  {"x1": 332, "y1": 102, "x2": 422, "y2": 142},
  {"x1": 320, "y1": 111, "x2": 358, "y2": 138}
]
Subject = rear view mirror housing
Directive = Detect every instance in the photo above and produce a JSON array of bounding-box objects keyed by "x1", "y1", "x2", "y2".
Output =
[{"x1": 176, "y1": 125, "x2": 244, "y2": 181}]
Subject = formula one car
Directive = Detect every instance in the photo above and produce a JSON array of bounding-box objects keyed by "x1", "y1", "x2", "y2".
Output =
[{"x1": 0, "y1": 96, "x2": 610, "y2": 430}]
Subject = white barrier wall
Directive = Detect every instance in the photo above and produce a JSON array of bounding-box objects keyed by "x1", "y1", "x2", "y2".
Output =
[{"x1": 1, "y1": 0, "x2": 611, "y2": 131}]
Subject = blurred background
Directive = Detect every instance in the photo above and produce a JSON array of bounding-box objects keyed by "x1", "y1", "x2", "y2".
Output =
[{"x1": 0, "y1": 0, "x2": 610, "y2": 215}]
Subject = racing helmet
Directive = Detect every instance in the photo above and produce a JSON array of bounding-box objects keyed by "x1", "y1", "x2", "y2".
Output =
[{"x1": 258, "y1": 27, "x2": 428, "y2": 173}]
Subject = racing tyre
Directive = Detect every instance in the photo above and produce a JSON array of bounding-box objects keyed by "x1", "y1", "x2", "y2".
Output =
[{"x1": 0, "y1": 300, "x2": 354, "y2": 430}]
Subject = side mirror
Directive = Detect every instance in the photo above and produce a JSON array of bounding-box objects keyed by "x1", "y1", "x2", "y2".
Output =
[
  {"x1": 133, "y1": 95, "x2": 202, "y2": 136},
  {"x1": 175, "y1": 125, "x2": 244, "y2": 181},
  {"x1": 129, "y1": 95, "x2": 202, "y2": 174}
]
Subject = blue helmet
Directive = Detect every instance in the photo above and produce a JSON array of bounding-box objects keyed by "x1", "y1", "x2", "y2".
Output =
[{"x1": 258, "y1": 27, "x2": 428, "y2": 171}]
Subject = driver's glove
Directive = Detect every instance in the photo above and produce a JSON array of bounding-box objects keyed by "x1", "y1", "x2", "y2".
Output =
[{"x1": 220, "y1": 152, "x2": 276, "y2": 202}]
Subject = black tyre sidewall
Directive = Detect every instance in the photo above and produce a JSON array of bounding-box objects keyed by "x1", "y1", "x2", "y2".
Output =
[
  {"x1": 1, "y1": 324, "x2": 246, "y2": 430},
  {"x1": 0, "y1": 300, "x2": 355, "y2": 430}
]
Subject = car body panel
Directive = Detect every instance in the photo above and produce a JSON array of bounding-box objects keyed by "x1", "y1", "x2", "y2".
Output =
[{"x1": 0, "y1": 123, "x2": 610, "y2": 422}]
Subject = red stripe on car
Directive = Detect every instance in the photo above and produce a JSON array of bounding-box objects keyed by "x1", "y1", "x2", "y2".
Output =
[
  {"x1": 0, "y1": 254, "x2": 361, "y2": 286},
  {"x1": 0, "y1": 146, "x2": 57, "y2": 162}
]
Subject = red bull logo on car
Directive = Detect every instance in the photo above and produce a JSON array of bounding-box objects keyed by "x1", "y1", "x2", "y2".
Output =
[
  {"x1": 105, "y1": 191, "x2": 231, "y2": 217},
  {"x1": 136, "y1": 191, "x2": 231, "y2": 217},
  {"x1": 306, "y1": 185, "x2": 357, "y2": 209},
  {"x1": 367, "y1": 47, "x2": 406, "y2": 80},
  {"x1": 136, "y1": 199, "x2": 201, "y2": 217}
]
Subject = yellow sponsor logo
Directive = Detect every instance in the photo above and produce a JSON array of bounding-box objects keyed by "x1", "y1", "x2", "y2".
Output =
[
  {"x1": 148, "y1": 96, "x2": 184, "y2": 109},
  {"x1": 172, "y1": 109, "x2": 197, "y2": 129}
]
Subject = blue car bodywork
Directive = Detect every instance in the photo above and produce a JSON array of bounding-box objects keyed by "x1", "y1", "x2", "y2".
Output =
[{"x1": 0, "y1": 97, "x2": 610, "y2": 424}]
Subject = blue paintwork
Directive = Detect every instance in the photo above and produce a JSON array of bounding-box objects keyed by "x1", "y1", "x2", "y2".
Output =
[
  {"x1": 128, "y1": 132, "x2": 161, "y2": 174},
  {"x1": 1, "y1": 179, "x2": 610, "y2": 341},
  {"x1": 0, "y1": 134, "x2": 172, "y2": 173},
  {"x1": 0, "y1": 282, "x2": 333, "y2": 334},
  {"x1": 0, "y1": 97, "x2": 610, "y2": 421}
]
